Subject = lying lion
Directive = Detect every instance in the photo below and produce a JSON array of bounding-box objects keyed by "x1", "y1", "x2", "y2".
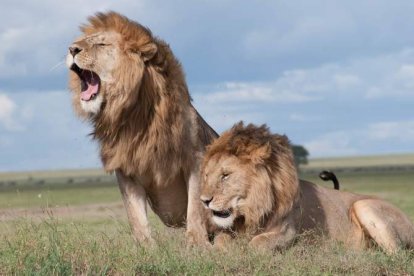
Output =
[
  {"x1": 200, "y1": 122, "x2": 414, "y2": 253},
  {"x1": 66, "y1": 12, "x2": 217, "y2": 246}
]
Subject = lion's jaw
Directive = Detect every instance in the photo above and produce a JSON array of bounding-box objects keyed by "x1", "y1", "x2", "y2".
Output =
[
  {"x1": 67, "y1": 31, "x2": 125, "y2": 117},
  {"x1": 202, "y1": 194, "x2": 239, "y2": 229}
]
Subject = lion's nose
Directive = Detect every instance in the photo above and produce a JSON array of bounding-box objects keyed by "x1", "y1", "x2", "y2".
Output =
[
  {"x1": 200, "y1": 196, "x2": 213, "y2": 207},
  {"x1": 69, "y1": 46, "x2": 82, "y2": 57}
]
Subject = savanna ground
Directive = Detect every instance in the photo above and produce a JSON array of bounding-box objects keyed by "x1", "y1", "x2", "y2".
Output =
[{"x1": 0, "y1": 155, "x2": 413, "y2": 275}]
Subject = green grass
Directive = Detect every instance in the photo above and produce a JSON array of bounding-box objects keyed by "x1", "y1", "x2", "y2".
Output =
[{"x1": 0, "y1": 169, "x2": 413, "y2": 274}]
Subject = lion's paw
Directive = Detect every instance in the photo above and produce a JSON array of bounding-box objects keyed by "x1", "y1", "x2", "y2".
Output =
[
  {"x1": 186, "y1": 230, "x2": 212, "y2": 249},
  {"x1": 248, "y1": 235, "x2": 272, "y2": 251}
]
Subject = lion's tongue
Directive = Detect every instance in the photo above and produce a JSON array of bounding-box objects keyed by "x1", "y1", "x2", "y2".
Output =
[
  {"x1": 80, "y1": 71, "x2": 99, "y2": 101},
  {"x1": 80, "y1": 83, "x2": 99, "y2": 101}
]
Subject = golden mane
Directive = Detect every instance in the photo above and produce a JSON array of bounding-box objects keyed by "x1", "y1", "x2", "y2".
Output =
[
  {"x1": 203, "y1": 122, "x2": 299, "y2": 228},
  {"x1": 81, "y1": 12, "x2": 152, "y2": 46},
  {"x1": 79, "y1": 12, "x2": 200, "y2": 182}
]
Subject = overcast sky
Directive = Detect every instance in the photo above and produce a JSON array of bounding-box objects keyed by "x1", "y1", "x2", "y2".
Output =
[{"x1": 1, "y1": 0, "x2": 414, "y2": 171}]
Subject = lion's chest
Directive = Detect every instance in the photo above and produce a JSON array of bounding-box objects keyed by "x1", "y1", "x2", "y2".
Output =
[{"x1": 143, "y1": 172, "x2": 189, "y2": 227}]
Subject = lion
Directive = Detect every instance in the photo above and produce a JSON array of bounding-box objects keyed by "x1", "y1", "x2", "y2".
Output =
[
  {"x1": 200, "y1": 122, "x2": 414, "y2": 253},
  {"x1": 66, "y1": 11, "x2": 217, "y2": 246}
]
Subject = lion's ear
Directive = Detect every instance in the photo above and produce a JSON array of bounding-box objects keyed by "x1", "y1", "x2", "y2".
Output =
[
  {"x1": 251, "y1": 142, "x2": 272, "y2": 164},
  {"x1": 139, "y1": 42, "x2": 157, "y2": 62}
]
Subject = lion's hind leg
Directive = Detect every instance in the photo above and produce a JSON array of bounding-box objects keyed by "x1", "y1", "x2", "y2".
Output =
[{"x1": 351, "y1": 199, "x2": 414, "y2": 253}]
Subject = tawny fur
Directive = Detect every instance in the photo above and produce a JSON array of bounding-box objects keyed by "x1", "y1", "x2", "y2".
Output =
[
  {"x1": 202, "y1": 122, "x2": 299, "y2": 230},
  {"x1": 201, "y1": 122, "x2": 414, "y2": 253},
  {"x1": 68, "y1": 12, "x2": 217, "y2": 245}
]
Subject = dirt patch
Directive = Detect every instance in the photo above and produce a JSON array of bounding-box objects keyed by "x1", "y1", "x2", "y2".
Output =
[{"x1": 0, "y1": 202, "x2": 126, "y2": 222}]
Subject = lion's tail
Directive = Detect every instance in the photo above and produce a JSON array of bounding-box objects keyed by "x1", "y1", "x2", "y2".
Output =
[{"x1": 319, "y1": 170, "x2": 340, "y2": 190}]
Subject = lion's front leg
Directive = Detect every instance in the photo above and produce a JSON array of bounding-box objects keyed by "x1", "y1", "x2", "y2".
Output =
[
  {"x1": 249, "y1": 219, "x2": 296, "y2": 251},
  {"x1": 185, "y1": 170, "x2": 211, "y2": 247},
  {"x1": 116, "y1": 170, "x2": 154, "y2": 245}
]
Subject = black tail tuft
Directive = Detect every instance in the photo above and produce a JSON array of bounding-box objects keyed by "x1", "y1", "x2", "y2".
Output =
[{"x1": 319, "y1": 170, "x2": 340, "y2": 190}]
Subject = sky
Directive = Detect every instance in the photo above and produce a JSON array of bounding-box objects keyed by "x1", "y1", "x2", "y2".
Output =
[{"x1": 1, "y1": 0, "x2": 414, "y2": 171}]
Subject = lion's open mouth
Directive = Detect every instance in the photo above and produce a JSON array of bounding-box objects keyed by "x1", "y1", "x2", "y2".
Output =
[
  {"x1": 212, "y1": 209, "x2": 232, "y2": 218},
  {"x1": 70, "y1": 63, "x2": 101, "y2": 101}
]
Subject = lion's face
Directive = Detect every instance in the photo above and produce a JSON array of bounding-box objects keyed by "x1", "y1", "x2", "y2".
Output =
[
  {"x1": 67, "y1": 31, "x2": 122, "y2": 115},
  {"x1": 200, "y1": 122, "x2": 300, "y2": 231},
  {"x1": 67, "y1": 13, "x2": 157, "y2": 119},
  {"x1": 200, "y1": 153, "x2": 272, "y2": 229}
]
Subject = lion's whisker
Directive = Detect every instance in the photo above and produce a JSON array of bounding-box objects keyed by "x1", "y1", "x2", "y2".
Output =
[{"x1": 49, "y1": 59, "x2": 65, "y2": 72}]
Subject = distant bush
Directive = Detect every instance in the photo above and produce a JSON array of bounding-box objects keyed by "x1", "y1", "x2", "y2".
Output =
[{"x1": 292, "y1": 145, "x2": 309, "y2": 167}]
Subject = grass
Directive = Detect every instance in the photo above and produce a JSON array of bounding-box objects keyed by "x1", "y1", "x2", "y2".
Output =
[
  {"x1": 0, "y1": 168, "x2": 108, "y2": 182},
  {"x1": 0, "y1": 185, "x2": 120, "y2": 209},
  {"x1": 0, "y1": 168, "x2": 413, "y2": 274},
  {"x1": 1, "y1": 218, "x2": 413, "y2": 275},
  {"x1": 302, "y1": 152, "x2": 414, "y2": 168},
  {"x1": 0, "y1": 169, "x2": 118, "y2": 209}
]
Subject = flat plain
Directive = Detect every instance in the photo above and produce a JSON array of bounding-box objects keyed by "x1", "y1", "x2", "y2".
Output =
[{"x1": 0, "y1": 155, "x2": 413, "y2": 275}]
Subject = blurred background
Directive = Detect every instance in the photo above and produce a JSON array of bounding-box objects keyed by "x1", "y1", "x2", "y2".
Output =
[{"x1": 1, "y1": 0, "x2": 414, "y2": 172}]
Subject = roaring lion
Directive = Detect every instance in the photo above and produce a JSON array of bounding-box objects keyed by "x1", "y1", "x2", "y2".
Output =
[
  {"x1": 66, "y1": 11, "x2": 217, "y2": 245},
  {"x1": 200, "y1": 122, "x2": 414, "y2": 253}
]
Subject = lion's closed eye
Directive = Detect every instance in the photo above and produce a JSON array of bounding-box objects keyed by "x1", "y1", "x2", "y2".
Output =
[{"x1": 221, "y1": 172, "x2": 230, "y2": 182}]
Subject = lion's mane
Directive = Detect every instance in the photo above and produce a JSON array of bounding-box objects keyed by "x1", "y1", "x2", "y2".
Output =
[
  {"x1": 76, "y1": 12, "x2": 211, "y2": 182},
  {"x1": 203, "y1": 122, "x2": 299, "y2": 228}
]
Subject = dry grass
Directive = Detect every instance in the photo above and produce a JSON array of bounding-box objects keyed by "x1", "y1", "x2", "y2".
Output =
[
  {"x1": 302, "y1": 153, "x2": 414, "y2": 169},
  {"x1": 0, "y1": 216, "x2": 413, "y2": 275}
]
